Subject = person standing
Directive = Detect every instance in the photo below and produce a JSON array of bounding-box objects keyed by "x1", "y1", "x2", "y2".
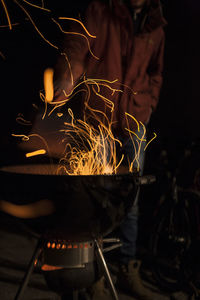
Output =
[{"x1": 54, "y1": 0, "x2": 166, "y2": 298}]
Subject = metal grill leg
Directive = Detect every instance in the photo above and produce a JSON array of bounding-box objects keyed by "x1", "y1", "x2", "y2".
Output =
[
  {"x1": 94, "y1": 239, "x2": 119, "y2": 300},
  {"x1": 14, "y1": 238, "x2": 43, "y2": 300}
]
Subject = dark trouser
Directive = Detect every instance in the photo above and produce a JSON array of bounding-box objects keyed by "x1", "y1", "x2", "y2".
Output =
[
  {"x1": 119, "y1": 205, "x2": 138, "y2": 264},
  {"x1": 117, "y1": 126, "x2": 146, "y2": 264}
]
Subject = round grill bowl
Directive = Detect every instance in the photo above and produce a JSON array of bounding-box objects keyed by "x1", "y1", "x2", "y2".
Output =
[{"x1": 0, "y1": 164, "x2": 139, "y2": 238}]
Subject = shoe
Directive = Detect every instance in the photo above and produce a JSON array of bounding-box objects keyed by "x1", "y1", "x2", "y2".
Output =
[
  {"x1": 87, "y1": 277, "x2": 113, "y2": 300},
  {"x1": 116, "y1": 259, "x2": 156, "y2": 300}
]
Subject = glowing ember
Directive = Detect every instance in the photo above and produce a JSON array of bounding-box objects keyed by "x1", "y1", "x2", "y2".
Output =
[
  {"x1": 44, "y1": 68, "x2": 54, "y2": 103},
  {"x1": 26, "y1": 149, "x2": 46, "y2": 158}
]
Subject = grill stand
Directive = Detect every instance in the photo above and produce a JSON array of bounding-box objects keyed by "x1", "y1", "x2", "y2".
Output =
[
  {"x1": 95, "y1": 239, "x2": 119, "y2": 300},
  {"x1": 14, "y1": 238, "x2": 44, "y2": 300},
  {"x1": 14, "y1": 236, "x2": 120, "y2": 300},
  {"x1": 4, "y1": 172, "x2": 156, "y2": 300}
]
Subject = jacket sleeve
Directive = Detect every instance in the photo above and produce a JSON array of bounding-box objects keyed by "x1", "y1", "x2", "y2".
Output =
[
  {"x1": 148, "y1": 28, "x2": 165, "y2": 111},
  {"x1": 54, "y1": 1, "x2": 103, "y2": 88}
]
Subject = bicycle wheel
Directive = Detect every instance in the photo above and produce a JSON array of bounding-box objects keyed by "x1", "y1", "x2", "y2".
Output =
[{"x1": 149, "y1": 194, "x2": 191, "y2": 292}]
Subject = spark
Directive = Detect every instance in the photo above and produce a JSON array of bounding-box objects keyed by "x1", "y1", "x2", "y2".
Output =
[
  {"x1": 60, "y1": 52, "x2": 74, "y2": 87},
  {"x1": 26, "y1": 149, "x2": 46, "y2": 157},
  {"x1": 125, "y1": 127, "x2": 147, "y2": 142},
  {"x1": 40, "y1": 92, "x2": 48, "y2": 119},
  {"x1": 12, "y1": 134, "x2": 30, "y2": 141},
  {"x1": 41, "y1": 77, "x2": 120, "y2": 119},
  {"x1": 144, "y1": 132, "x2": 157, "y2": 151},
  {"x1": 135, "y1": 122, "x2": 146, "y2": 171},
  {"x1": 57, "y1": 107, "x2": 123, "y2": 175},
  {"x1": 4, "y1": 3, "x2": 156, "y2": 176},
  {"x1": 39, "y1": 72, "x2": 148, "y2": 175},
  {"x1": 92, "y1": 85, "x2": 115, "y2": 112},
  {"x1": 21, "y1": 0, "x2": 51, "y2": 12},
  {"x1": 47, "y1": 100, "x2": 69, "y2": 117},
  {"x1": 16, "y1": 114, "x2": 32, "y2": 126},
  {"x1": 1, "y1": 0, "x2": 12, "y2": 29},
  {"x1": 14, "y1": 0, "x2": 58, "y2": 49},
  {"x1": 120, "y1": 83, "x2": 138, "y2": 95},
  {"x1": 47, "y1": 78, "x2": 119, "y2": 105},
  {"x1": 124, "y1": 113, "x2": 146, "y2": 172},
  {"x1": 40, "y1": 87, "x2": 87, "y2": 118},
  {"x1": 0, "y1": 22, "x2": 19, "y2": 28},
  {"x1": 11, "y1": 133, "x2": 51, "y2": 160},
  {"x1": 125, "y1": 112, "x2": 141, "y2": 133},
  {"x1": 32, "y1": 103, "x2": 39, "y2": 110},
  {"x1": 52, "y1": 18, "x2": 99, "y2": 60},
  {"x1": 43, "y1": 68, "x2": 54, "y2": 103},
  {"x1": 98, "y1": 82, "x2": 123, "y2": 96},
  {"x1": 58, "y1": 17, "x2": 96, "y2": 38}
]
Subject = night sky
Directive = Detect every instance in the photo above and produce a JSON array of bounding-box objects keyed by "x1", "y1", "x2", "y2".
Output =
[{"x1": 0, "y1": 0, "x2": 200, "y2": 165}]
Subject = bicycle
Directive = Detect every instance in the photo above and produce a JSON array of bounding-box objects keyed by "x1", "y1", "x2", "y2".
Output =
[{"x1": 148, "y1": 139, "x2": 200, "y2": 298}]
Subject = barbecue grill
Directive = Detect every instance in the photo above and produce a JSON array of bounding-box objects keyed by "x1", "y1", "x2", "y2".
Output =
[{"x1": 0, "y1": 164, "x2": 155, "y2": 300}]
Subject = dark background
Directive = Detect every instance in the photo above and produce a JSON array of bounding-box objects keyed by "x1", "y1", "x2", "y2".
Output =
[
  {"x1": 151, "y1": 0, "x2": 200, "y2": 143},
  {"x1": 0, "y1": 0, "x2": 200, "y2": 163}
]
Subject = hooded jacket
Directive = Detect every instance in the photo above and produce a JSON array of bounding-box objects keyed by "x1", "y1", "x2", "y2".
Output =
[{"x1": 57, "y1": 0, "x2": 167, "y2": 134}]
